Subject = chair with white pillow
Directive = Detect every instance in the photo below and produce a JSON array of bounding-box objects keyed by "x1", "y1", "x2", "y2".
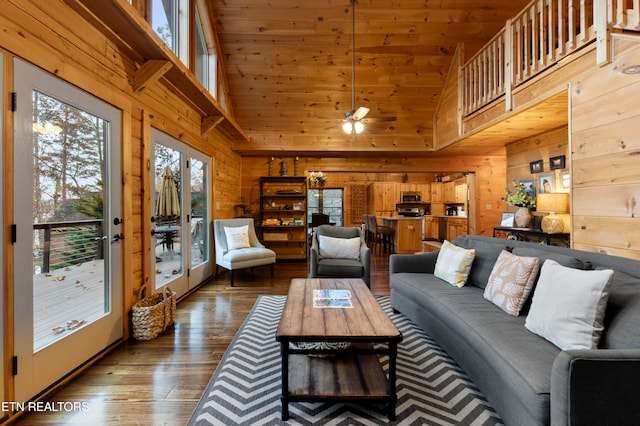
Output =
[
  {"x1": 214, "y1": 218, "x2": 276, "y2": 286},
  {"x1": 309, "y1": 225, "x2": 370, "y2": 287}
]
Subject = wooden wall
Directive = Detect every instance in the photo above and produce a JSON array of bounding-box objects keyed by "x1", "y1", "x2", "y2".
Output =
[
  {"x1": 570, "y1": 34, "x2": 640, "y2": 259},
  {"x1": 241, "y1": 155, "x2": 506, "y2": 235},
  {"x1": 0, "y1": 0, "x2": 242, "y2": 326},
  {"x1": 505, "y1": 126, "x2": 570, "y2": 228}
]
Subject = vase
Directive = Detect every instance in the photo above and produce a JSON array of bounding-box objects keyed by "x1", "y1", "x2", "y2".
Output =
[{"x1": 514, "y1": 207, "x2": 532, "y2": 228}]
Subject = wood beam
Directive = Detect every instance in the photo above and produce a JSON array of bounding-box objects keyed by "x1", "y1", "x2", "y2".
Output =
[
  {"x1": 201, "y1": 115, "x2": 224, "y2": 135},
  {"x1": 133, "y1": 59, "x2": 172, "y2": 94}
]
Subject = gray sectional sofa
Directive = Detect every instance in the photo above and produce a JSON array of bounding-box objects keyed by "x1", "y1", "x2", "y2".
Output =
[{"x1": 389, "y1": 235, "x2": 640, "y2": 426}]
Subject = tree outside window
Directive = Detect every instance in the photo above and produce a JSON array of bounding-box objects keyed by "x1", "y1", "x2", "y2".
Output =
[{"x1": 308, "y1": 188, "x2": 343, "y2": 226}]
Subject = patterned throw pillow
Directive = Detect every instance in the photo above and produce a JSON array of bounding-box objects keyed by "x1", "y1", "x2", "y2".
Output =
[
  {"x1": 318, "y1": 235, "x2": 360, "y2": 260},
  {"x1": 434, "y1": 240, "x2": 476, "y2": 287},
  {"x1": 483, "y1": 250, "x2": 540, "y2": 316},
  {"x1": 224, "y1": 225, "x2": 250, "y2": 250}
]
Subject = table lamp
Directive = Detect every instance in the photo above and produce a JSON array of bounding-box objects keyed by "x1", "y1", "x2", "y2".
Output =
[{"x1": 536, "y1": 192, "x2": 569, "y2": 234}]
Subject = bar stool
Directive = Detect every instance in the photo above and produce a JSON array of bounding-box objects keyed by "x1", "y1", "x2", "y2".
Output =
[{"x1": 366, "y1": 214, "x2": 395, "y2": 253}]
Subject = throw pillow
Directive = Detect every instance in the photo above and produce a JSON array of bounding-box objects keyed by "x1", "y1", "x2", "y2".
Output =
[
  {"x1": 318, "y1": 235, "x2": 360, "y2": 260},
  {"x1": 525, "y1": 259, "x2": 614, "y2": 350},
  {"x1": 224, "y1": 225, "x2": 251, "y2": 250},
  {"x1": 483, "y1": 250, "x2": 540, "y2": 316},
  {"x1": 434, "y1": 240, "x2": 476, "y2": 287}
]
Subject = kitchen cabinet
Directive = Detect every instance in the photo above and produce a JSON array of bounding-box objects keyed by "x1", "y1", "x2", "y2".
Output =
[
  {"x1": 443, "y1": 182, "x2": 456, "y2": 203},
  {"x1": 259, "y1": 176, "x2": 308, "y2": 260},
  {"x1": 424, "y1": 216, "x2": 440, "y2": 240},
  {"x1": 455, "y1": 180, "x2": 468, "y2": 204},
  {"x1": 430, "y1": 182, "x2": 443, "y2": 202},
  {"x1": 367, "y1": 182, "x2": 397, "y2": 216},
  {"x1": 418, "y1": 184, "x2": 431, "y2": 202},
  {"x1": 447, "y1": 217, "x2": 468, "y2": 240}
]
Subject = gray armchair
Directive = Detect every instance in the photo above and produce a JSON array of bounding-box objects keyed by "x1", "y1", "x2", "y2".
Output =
[
  {"x1": 309, "y1": 225, "x2": 370, "y2": 287},
  {"x1": 214, "y1": 218, "x2": 276, "y2": 286}
]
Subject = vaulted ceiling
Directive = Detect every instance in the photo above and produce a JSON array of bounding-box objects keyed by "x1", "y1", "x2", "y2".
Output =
[{"x1": 208, "y1": 0, "x2": 532, "y2": 157}]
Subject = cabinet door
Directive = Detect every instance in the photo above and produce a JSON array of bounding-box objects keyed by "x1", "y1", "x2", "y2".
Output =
[
  {"x1": 431, "y1": 183, "x2": 442, "y2": 202},
  {"x1": 396, "y1": 221, "x2": 421, "y2": 253},
  {"x1": 455, "y1": 183, "x2": 467, "y2": 203},
  {"x1": 424, "y1": 217, "x2": 439, "y2": 240},
  {"x1": 443, "y1": 182, "x2": 455, "y2": 203}
]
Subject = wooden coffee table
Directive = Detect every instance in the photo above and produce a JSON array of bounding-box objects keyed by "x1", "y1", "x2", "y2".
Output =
[{"x1": 276, "y1": 278, "x2": 402, "y2": 420}]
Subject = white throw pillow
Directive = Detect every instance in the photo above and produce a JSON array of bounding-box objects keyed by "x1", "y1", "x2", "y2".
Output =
[
  {"x1": 434, "y1": 240, "x2": 475, "y2": 287},
  {"x1": 525, "y1": 259, "x2": 614, "y2": 350},
  {"x1": 484, "y1": 250, "x2": 540, "y2": 316},
  {"x1": 318, "y1": 235, "x2": 360, "y2": 260},
  {"x1": 224, "y1": 225, "x2": 251, "y2": 250}
]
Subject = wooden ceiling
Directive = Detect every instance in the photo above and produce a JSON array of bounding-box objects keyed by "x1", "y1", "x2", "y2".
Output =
[{"x1": 207, "y1": 0, "x2": 534, "y2": 157}]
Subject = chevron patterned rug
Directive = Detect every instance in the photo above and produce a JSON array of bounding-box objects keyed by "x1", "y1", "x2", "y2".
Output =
[{"x1": 188, "y1": 295, "x2": 504, "y2": 426}]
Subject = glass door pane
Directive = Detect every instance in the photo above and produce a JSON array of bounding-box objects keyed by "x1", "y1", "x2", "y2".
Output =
[
  {"x1": 32, "y1": 90, "x2": 109, "y2": 351},
  {"x1": 190, "y1": 156, "x2": 208, "y2": 269},
  {"x1": 153, "y1": 142, "x2": 183, "y2": 289}
]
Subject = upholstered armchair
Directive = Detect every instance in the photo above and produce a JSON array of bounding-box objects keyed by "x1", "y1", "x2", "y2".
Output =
[
  {"x1": 309, "y1": 225, "x2": 371, "y2": 287},
  {"x1": 213, "y1": 218, "x2": 276, "y2": 286}
]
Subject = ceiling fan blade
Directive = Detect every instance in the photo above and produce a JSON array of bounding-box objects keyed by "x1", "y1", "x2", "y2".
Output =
[
  {"x1": 362, "y1": 116, "x2": 397, "y2": 123},
  {"x1": 353, "y1": 106, "x2": 369, "y2": 120}
]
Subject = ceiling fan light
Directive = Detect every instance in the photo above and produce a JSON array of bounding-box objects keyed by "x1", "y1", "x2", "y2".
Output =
[
  {"x1": 354, "y1": 121, "x2": 364, "y2": 134},
  {"x1": 342, "y1": 122, "x2": 353, "y2": 134}
]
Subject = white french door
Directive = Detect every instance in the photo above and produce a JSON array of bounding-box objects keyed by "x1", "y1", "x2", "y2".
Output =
[
  {"x1": 150, "y1": 128, "x2": 211, "y2": 296},
  {"x1": 13, "y1": 59, "x2": 123, "y2": 401},
  {"x1": 0, "y1": 51, "x2": 5, "y2": 406}
]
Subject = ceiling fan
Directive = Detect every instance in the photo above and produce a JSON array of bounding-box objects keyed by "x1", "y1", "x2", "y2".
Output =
[{"x1": 341, "y1": 0, "x2": 396, "y2": 135}]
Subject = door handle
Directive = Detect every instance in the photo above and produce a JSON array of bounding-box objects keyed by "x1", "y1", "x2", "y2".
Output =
[{"x1": 112, "y1": 233, "x2": 124, "y2": 243}]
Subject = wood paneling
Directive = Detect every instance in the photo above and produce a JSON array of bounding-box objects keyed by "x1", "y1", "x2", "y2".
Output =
[{"x1": 569, "y1": 34, "x2": 640, "y2": 258}]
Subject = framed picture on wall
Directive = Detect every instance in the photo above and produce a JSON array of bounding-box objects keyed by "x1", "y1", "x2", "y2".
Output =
[
  {"x1": 519, "y1": 179, "x2": 535, "y2": 197},
  {"x1": 529, "y1": 159, "x2": 544, "y2": 173},
  {"x1": 560, "y1": 170, "x2": 570, "y2": 191},
  {"x1": 500, "y1": 212, "x2": 515, "y2": 227},
  {"x1": 549, "y1": 155, "x2": 566, "y2": 170},
  {"x1": 538, "y1": 173, "x2": 554, "y2": 193}
]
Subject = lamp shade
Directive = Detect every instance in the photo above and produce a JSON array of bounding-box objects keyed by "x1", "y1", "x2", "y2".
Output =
[
  {"x1": 536, "y1": 193, "x2": 569, "y2": 213},
  {"x1": 537, "y1": 193, "x2": 569, "y2": 234}
]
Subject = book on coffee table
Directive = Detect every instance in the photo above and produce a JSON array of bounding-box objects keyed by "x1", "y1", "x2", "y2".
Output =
[{"x1": 312, "y1": 289, "x2": 352, "y2": 308}]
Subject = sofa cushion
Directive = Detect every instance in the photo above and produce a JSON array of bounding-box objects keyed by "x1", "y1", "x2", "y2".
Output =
[
  {"x1": 453, "y1": 235, "x2": 510, "y2": 289},
  {"x1": 484, "y1": 250, "x2": 540, "y2": 316},
  {"x1": 318, "y1": 235, "x2": 360, "y2": 260},
  {"x1": 317, "y1": 258, "x2": 364, "y2": 278},
  {"x1": 224, "y1": 225, "x2": 250, "y2": 250},
  {"x1": 512, "y1": 246, "x2": 592, "y2": 271},
  {"x1": 434, "y1": 240, "x2": 475, "y2": 287},
  {"x1": 525, "y1": 260, "x2": 614, "y2": 350},
  {"x1": 600, "y1": 269, "x2": 640, "y2": 349}
]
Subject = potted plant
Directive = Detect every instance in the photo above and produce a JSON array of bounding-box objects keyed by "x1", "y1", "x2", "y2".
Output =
[{"x1": 501, "y1": 180, "x2": 536, "y2": 227}]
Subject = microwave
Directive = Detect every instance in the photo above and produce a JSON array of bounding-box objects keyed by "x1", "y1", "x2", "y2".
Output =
[{"x1": 401, "y1": 192, "x2": 421, "y2": 203}]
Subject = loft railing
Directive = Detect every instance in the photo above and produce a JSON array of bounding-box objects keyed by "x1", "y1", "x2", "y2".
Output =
[
  {"x1": 608, "y1": 0, "x2": 640, "y2": 30},
  {"x1": 461, "y1": 0, "x2": 639, "y2": 116}
]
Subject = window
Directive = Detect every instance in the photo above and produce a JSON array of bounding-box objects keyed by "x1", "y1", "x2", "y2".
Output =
[
  {"x1": 194, "y1": 0, "x2": 218, "y2": 97},
  {"x1": 194, "y1": 7, "x2": 208, "y2": 88},
  {"x1": 151, "y1": 0, "x2": 177, "y2": 52},
  {"x1": 308, "y1": 189, "x2": 344, "y2": 226}
]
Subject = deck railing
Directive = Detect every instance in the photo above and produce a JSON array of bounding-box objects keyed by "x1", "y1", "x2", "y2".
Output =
[
  {"x1": 33, "y1": 219, "x2": 104, "y2": 273},
  {"x1": 461, "y1": 0, "x2": 640, "y2": 116}
]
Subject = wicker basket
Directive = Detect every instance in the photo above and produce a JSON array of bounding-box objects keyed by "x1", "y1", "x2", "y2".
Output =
[{"x1": 132, "y1": 287, "x2": 176, "y2": 341}]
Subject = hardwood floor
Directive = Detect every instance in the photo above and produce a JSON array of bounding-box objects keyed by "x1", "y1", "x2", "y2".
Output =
[{"x1": 12, "y1": 251, "x2": 392, "y2": 425}]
